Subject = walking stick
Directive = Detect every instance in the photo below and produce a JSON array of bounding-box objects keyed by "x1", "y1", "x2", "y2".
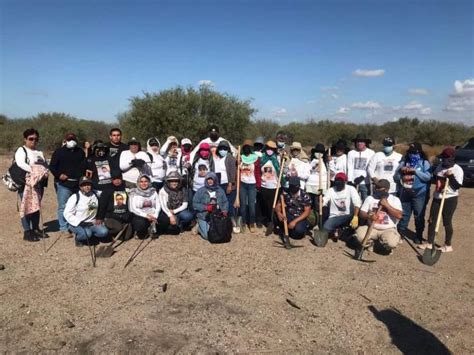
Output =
[
  {"x1": 233, "y1": 146, "x2": 242, "y2": 233},
  {"x1": 326, "y1": 148, "x2": 331, "y2": 191},
  {"x1": 123, "y1": 222, "x2": 156, "y2": 268},
  {"x1": 280, "y1": 195, "x2": 292, "y2": 249},
  {"x1": 82, "y1": 226, "x2": 96, "y2": 267},
  {"x1": 354, "y1": 205, "x2": 383, "y2": 261}
]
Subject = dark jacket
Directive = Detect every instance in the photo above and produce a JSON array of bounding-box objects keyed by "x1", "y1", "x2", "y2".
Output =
[
  {"x1": 49, "y1": 146, "x2": 86, "y2": 189},
  {"x1": 192, "y1": 173, "x2": 228, "y2": 220},
  {"x1": 97, "y1": 183, "x2": 131, "y2": 222},
  {"x1": 86, "y1": 155, "x2": 113, "y2": 191},
  {"x1": 107, "y1": 142, "x2": 128, "y2": 170}
]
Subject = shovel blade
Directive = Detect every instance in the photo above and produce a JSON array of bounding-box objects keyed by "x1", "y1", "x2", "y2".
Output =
[
  {"x1": 312, "y1": 228, "x2": 329, "y2": 247},
  {"x1": 96, "y1": 245, "x2": 115, "y2": 258},
  {"x1": 422, "y1": 248, "x2": 441, "y2": 266}
]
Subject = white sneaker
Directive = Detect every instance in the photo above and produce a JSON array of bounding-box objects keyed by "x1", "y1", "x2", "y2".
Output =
[
  {"x1": 438, "y1": 245, "x2": 453, "y2": 253},
  {"x1": 417, "y1": 243, "x2": 432, "y2": 250}
]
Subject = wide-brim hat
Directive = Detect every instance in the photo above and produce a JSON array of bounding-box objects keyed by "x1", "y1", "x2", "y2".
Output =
[
  {"x1": 352, "y1": 133, "x2": 372, "y2": 144},
  {"x1": 290, "y1": 142, "x2": 303, "y2": 150},
  {"x1": 265, "y1": 140, "x2": 277, "y2": 149}
]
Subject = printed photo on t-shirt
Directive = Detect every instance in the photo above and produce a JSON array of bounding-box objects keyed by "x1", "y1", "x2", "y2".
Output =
[
  {"x1": 114, "y1": 192, "x2": 127, "y2": 207},
  {"x1": 142, "y1": 199, "x2": 152, "y2": 208},
  {"x1": 241, "y1": 162, "x2": 253, "y2": 177},
  {"x1": 354, "y1": 157, "x2": 367, "y2": 170},
  {"x1": 262, "y1": 164, "x2": 275, "y2": 181},
  {"x1": 334, "y1": 198, "x2": 347, "y2": 212},
  {"x1": 435, "y1": 176, "x2": 447, "y2": 193},
  {"x1": 96, "y1": 161, "x2": 111, "y2": 180}
]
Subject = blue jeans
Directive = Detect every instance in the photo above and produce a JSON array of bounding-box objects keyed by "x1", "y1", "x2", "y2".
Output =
[
  {"x1": 284, "y1": 213, "x2": 309, "y2": 240},
  {"x1": 197, "y1": 218, "x2": 209, "y2": 240},
  {"x1": 176, "y1": 209, "x2": 194, "y2": 228},
  {"x1": 239, "y1": 183, "x2": 257, "y2": 224},
  {"x1": 55, "y1": 182, "x2": 76, "y2": 232},
  {"x1": 323, "y1": 215, "x2": 352, "y2": 233},
  {"x1": 399, "y1": 191, "x2": 429, "y2": 238},
  {"x1": 220, "y1": 184, "x2": 236, "y2": 216},
  {"x1": 69, "y1": 223, "x2": 109, "y2": 242},
  {"x1": 18, "y1": 189, "x2": 43, "y2": 231},
  {"x1": 358, "y1": 184, "x2": 369, "y2": 201}
]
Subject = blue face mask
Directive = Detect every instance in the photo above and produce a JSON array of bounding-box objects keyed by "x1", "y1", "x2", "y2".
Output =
[
  {"x1": 383, "y1": 146, "x2": 393, "y2": 155},
  {"x1": 218, "y1": 149, "x2": 228, "y2": 157},
  {"x1": 408, "y1": 153, "x2": 421, "y2": 167}
]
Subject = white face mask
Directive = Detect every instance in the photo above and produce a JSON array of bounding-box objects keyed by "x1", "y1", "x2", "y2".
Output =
[{"x1": 66, "y1": 140, "x2": 77, "y2": 149}]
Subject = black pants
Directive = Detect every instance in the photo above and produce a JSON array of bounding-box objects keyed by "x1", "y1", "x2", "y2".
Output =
[
  {"x1": 104, "y1": 218, "x2": 133, "y2": 240},
  {"x1": 132, "y1": 215, "x2": 151, "y2": 239},
  {"x1": 260, "y1": 187, "x2": 278, "y2": 226},
  {"x1": 427, "y1": 196, "x2": 458, "y2": 246}
]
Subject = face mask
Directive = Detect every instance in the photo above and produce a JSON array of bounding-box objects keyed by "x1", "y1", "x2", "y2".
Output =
[
  {"x1": 200, "y1": 151, "x2": 210, "y2": 159},
  {"x1": 243, "y1": 146, "x2": 252, "y2": 156},
  {"x1": 334, "y1": 180, "x2": 345, "y2": 191},
  {"x1": 210, "y1": 133, "x2": 219, "y2": 142},
  {"x1": 66, "y1": 140, "x2": 77, "y2": 149},
  {"x1": 96, "y1": 149, "x2": 106, "y2": 157},
  {"x1": 218, "y1": 149, "x2": 228, "y2": 157},
  {"x1": 313, "y1": 152, "x2": 322, "y2": 159},
  {"x1": 266, "y1": 149, "x2": 274, "y2": 156},
  {"x1": 373, "y1": 190, "x2": 389, "y2": 200},
  {"x1": 289, "y1": 185, "x2": 300, "y2": 194},
  {"x1": 408, "y1": 153, "x2": 421, "y2": 167},
  {"x1": 356, "y1": 142, "x2": 366, "y2": 151},
  {"x1": 277, "y1": 141, "x2": 285, "y2": 149},
  {"x1": 182, "y1": 145, "x2": 191, "y2": 153},
  {"x1": 383, "y1": 146, "x2": 393, "y2": 155},
  {"x1": 441, "y1": 157, "x2": 455, "y2": 169}
]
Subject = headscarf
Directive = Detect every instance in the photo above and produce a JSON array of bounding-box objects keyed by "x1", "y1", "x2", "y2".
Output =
[
  {"x1": 146, "y1": 137, "x2": 161, "y2": 155},
  {"x1": 204, "y1": 172, "x2": 219, "y2": 191},
  {"x1": 164, "y1": 171, "x2": 186, "y2": 210},
  {"x1": 131, "y1": 174, "x2": 156, "y2": 198}
]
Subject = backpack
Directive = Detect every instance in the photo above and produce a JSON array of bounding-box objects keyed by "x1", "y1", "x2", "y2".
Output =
[
  {"x1": 207, "y1": 211, "x2": 232, "y2": 244},
  {"x1": 2, "y1": 147, "x2": 29, "y2": 192}
]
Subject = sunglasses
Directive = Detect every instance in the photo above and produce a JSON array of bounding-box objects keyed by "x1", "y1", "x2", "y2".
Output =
[{"x1": 27, "y1": 137, "x2": 39, "y2": 142}]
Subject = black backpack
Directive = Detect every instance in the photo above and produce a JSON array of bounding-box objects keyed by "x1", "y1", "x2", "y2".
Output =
[
  {"x1": 8, "y1": 147, "x2": 29, "y2": 191},
  {"x1": 207, "y1": 211, "x2": 232, "y2": 244}
]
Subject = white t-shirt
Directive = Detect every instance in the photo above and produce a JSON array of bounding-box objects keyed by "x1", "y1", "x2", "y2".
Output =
[
  {"x1": 347, "y1": 148, "x2": 375, "y2": 185},
  {"x1": 433, "y1": 164, "x2": 464, "y2": 199},
  {"x1": 287, "y1": 158, "x2": 311, "y2": 189},
  {"x1": 240, "y1": 161, "x2": 256, "y2": 184},
  {"x1": 261, "y1": 160, "x2": 278, "y2": 189},
  {"x1": 306, "y1": 158, "x2": 328, "y2": 193},
  {"x1": 213, "y1": 156, "x2": 228, "y2": 185},
  {"x1": 323, "y1": 185, "x2": 361, "y2": 218},
  {"x1": 368, "y1": 151, "x2": 402, "y2": 193},
  {"x1": 328, "y1": 154, "x2": 347, "y2": 181},
  {"x1": 193, "y1": 158, "x2": 210, "y2": 191},
  {"x1": 360, "y1": 195, "x2": 403, "y2": 230}
]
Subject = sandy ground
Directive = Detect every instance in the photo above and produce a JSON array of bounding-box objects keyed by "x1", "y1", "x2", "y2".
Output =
[{"x1": 0, "y1": 155, "x2": 473, "y2": 354}]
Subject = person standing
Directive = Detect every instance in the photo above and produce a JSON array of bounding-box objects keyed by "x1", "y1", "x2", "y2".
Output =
[
  {"x1": 191, "y1": 125, "x2": 237, "y2": 157},
  {"x1": 306, "y1": 143, "x2": 328, "y2": 211},
  {"x1": 287, "y1": 142, "x2": 311, "y2": 189},
  {"x1": 419, "y1": 147, "x2": 463, "y2": 252},
  {"x1": 107, "y1": 128, "x2": 129, "y2": 170},
  {"x1": 119, "y1": 138, "x2": 152, "y2": 188},
  {"x1": 394, "y1": 142, "x2": 431, "y2": 244},
  {"x1": 328, "y1": 139, "x2": 348, "y2": 182},
  {"x1": 15, "y1": 128, "x2": 49, "y2": 241},
  {"x1": 146, "y1": 137, "x2": 167, "y2": 191},
  {"x1": 347, "y1": 133, "x2": 375, "y2": 201},
  {"x1": 368, "y1": 137, "x2": 402, "y2": 195},
  {"x1": 85, "y1": 141, "x2": 113, "y2": 193},
  {"x1": 49, "y1": 132, "x2": 86, "y2": 236},
  {"x1": 191, "y1": 142, "x2": 214, "y2": 197}
]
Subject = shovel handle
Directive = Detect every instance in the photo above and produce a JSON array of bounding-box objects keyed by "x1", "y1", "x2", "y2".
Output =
[
  {"x1": 234, "y1": 146, "x2": 241, "y2": 209},
  {"x1": 360, "y1": 205, "x2": 383, "y2": 248},
  {"x1": 280, "y1": 195, "x2": 289, "y2": 237},
  {"x1": 272, "y1": 155, "x2": 287, "y2": 209}
]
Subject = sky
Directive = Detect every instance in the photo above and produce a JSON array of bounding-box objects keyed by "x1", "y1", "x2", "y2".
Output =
[{"x1": 1, "y1": 0, "x2": 473, "y2": 124}]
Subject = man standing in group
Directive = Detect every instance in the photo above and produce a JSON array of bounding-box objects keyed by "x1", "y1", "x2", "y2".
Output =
[
  {"x1": 49, "y1": 133, "x2": 86, "y2": 236},
  {"x1": 368, "y1": 137, "x2": 402, "y2": 195},
  {"x1": 347, "y1": 133, "x2": 375, "y2": 201},
  {"x1": 107, "y1": 128, "x2": 128, "y2": 169},
  {"x1": 192, "y1": 125, "x2": 236, "y2": 157}
]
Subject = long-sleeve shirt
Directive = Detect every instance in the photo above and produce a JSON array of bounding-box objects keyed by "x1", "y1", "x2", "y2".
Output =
[
  {"x1": 306, "y1": 158, "x2": 328, "y2": 193},
  {"x1": 347, "y1": 148, "x2": 375, "y2": 185},
  {"x1": 287, "y1": 158, "x2": 311, "y2": 189},
  {"x1": 158, "y1": 188, "x2": 188, "y2": 216},
  {"x1": 64, "y1": 191, "x2": 99, "y2": 227},
  {"x1": 119, "y1": 150, "x2": 152, "y2": 184},
  {"x1": 15, "y1": 146, "x2": 46, "y2": 172},
  {"x1": 367, "y1": 151, "x2": 403, "y2": 193},
  {"x1": 432, "y1": 164, "x2": 464, "y2": 199},
  {"x1": 393, "y1": 158, "x2": 431, "y2": 196},
  {"x1": 49, "y1": 146, "x2": 86, "y2": 189},
  {"x1": 128, "y1": 191, "x2": 160, "y2": 219},
  {"x1": 328, "y1": 154, "x2": 347, "y2": 181}
]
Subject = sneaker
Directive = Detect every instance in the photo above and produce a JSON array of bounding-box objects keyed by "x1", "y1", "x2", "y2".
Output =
[
  {"x1": 256, "y1": 223, "x2": 264, "y2": 230},
  {"x1": 438, "y1": 245, "x2": 453, "y2": 253},
  {"x1": 417, "y1": 243, "x2": 432, "y2": 250},
  {"x1": 265, "y1": 222, "x2": 274, "y2": 236},
  {"x1": 33, "y1": 229, "x2": 50, "y2": 239},
  {"x1": 248, "y1": 224, "x2": 256, "y2": 233},
  {"x1": 367, "y1": 244, "x2": 374, "y2": 252},
  {"x1": 241, "y1": 225, "x2": 248, "y2": 234},
  {"x1": 23, "y1": 230, "x2": 40, "y2": 242}
]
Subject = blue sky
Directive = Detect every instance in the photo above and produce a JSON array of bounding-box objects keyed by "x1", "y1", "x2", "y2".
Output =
[{"x1": 1, "y1": 0, "x2": 473, "y2": 124}]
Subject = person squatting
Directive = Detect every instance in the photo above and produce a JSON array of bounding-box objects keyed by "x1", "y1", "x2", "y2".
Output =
[{"x1": 11, "y1": 126, "x2": 464, "y2": 255}]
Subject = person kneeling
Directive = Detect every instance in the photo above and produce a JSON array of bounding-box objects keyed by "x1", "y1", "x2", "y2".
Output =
[
  {"x1": 322, "y1": 172, "x2": 361, "y2": 239},
  {"x1": 158, "y1": 171, "x2": 194, "y2": 233},
  {"x1": 192, "y1": 173, "x2": 228, "y2": 240},
  {"x1": 275, "y1": 176, "x2": 312, "y2": 240},
  {"x1": 356, "y1": 179, "x2": 403, "y2": 254},
  {"x1": 129, "y1": 175, "x2": 161, "y2": 239},
  {"x1": 96, "y1": 170, "x2": 133, "y2": 241},
  {"x1": 64, "y1": 176, "x2": 109, "y2": 247}
]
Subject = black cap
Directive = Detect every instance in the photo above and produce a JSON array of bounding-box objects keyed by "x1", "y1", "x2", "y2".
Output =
[
  {"x1": 128, "y1": 137, "x2": 140, "y2": 145},
  {"x1": 383, "y1": 137, "x2": 395, "y2": 146},
  {"x1": 353, "y1": 133, "x2": 372, "y2": 144},
  {"x1": 79, "y1": 176, "x2": 93, "y2": 186},
  {"x1": 209, "y1": 125, "x2": 219, "y2": 133},
  {"x1": 374, "y1": 179, "x2": 390, "y2": 190}
]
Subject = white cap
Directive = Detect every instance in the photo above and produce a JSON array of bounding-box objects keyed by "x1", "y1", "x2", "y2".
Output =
[{"x1": 181, "y1": 138, "x2": 192, "y2": 145}]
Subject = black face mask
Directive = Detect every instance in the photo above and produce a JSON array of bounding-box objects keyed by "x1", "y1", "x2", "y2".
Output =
[
  {"x1": 254, "y1": 144, "x2": 263, "y2": 152},
  {"x1": 289, "y1": 185, "x2": 300, "y2": 194},
  {"x1": 210, "y1": 133, "x2": 219, "y2": 142},
  {"x1": 182, "y1": 144, "x2": 192, "y2": 153},
  {"x1": 373, "y1": 190, "x2": 389, "y2": 200},
  {"x1": 441, "y1": 157, "x2": 455, "y2": 169},
  {"x1": 334, "y1": 180, "x2": 345, "y2": 191},
  {"x1": 243, "y1": 146, "x2": 252, "y2": 155}
]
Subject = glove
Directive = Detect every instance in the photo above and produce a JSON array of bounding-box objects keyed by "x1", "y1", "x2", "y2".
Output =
[
  {"x1": 206, "y1": 204, "x2": 215, "y2": 213},
  {"x1": 354, "y1": 176, "x2": 365, "y2": 185},
  {"x1": 350, "y1": 216, "x2": 359, "y2": 229},
  {"x1": 133, "y1": 159, "x2": 146, "y2": 168}
]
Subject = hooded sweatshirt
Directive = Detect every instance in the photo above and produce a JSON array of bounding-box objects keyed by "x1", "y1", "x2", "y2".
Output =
[
  {"x1": 214, "y1": 140, "x2": 237, "y2": 187},
  {"x1": 146, "y1": 138, "x2": 167, "y2": 183},
  {"x1": 161, "y1": 137, "x2": 182, "y2": 174},
  {"x1": 86, "y1": 148, "x2": 113, "y2": 191},
  {"x1": 192, "y1": 172, "x2": 229, "y2": 220}
]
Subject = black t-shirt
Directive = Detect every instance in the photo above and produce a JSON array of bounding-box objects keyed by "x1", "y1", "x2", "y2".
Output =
[
  {"x1": 107, "y1": 142, "x2": 128, "y2": 170},
  {"x1": 86, "y1": 156, "x2": 113, "y2": 190},
  {"x1": 97, "y1": 186, "x2": 130, "y2": 222}
]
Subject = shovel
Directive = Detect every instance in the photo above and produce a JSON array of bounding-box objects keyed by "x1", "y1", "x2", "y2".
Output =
[
  {"x1": 421, "y1": 182, "x2": 449, "y2": 266},
  {"x1": 312, "y1": 193, "x2": 328, "y2": 247},
  {"x1": 96, "y1": 223, "x2": 129, "y2": 258},
  {"x1": 354, "y1": 206, "x2": 383, "y2": 261},
  {"x1": 280, "y1": 195, "x2": 292, "y2": 249}
]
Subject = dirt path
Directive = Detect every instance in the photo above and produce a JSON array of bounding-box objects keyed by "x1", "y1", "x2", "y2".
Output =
[{"x1": 1, "y1": 156, "x2": 473, "y2": 353}]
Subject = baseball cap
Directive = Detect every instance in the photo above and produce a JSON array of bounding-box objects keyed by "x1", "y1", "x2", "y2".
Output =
[
  {"x1": 79, "y1": 176, "x2": 93, "y2": 186},
  {"x1": 335, "y1": 172, "x2": 347, "y2": 181},
  {"x1": 374, "y1": 179, "x2": 390, "y2": 190},
  {"x1": 382, "y1": 137, "x2": 395, "y2": 146}
]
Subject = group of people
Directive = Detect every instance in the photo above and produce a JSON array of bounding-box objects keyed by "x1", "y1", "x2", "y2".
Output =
[{"x1": 12, "y1": 126, "x2": 464, "y2": 255}]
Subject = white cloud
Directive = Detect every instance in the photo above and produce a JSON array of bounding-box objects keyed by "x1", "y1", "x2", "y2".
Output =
[
  {"x1": 271, "y1": 107, "x2": 287, "y2": 117},
  {"x1": 392, "y1": 100, "x2": 431, "y2": 116},
  {"x1": 352, "y1": 69, "x2": 385, "y2": 77},
  {"x1": 331, "y1": 93, "x2": 339, "y2": 99},
  {"x1": 445, "y1": 79, "x2": 474, "y2": 112},
  {"x1": 337, "y1": 107, "x2": 350, "y2": 114},
  {"x1": 197, "y1": 80, "x2": 214, "y2": 87},
  {"x1": 351, "y1": 101, "x2": 381, "y2": 110},
  {"x1": 408, "y1": 88, "x2": 428, "y2": 95}
]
